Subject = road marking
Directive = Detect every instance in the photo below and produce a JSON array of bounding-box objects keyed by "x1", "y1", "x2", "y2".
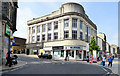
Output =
[{"x1": 102, "y1": 67, "x2": 107, "y2": 72}]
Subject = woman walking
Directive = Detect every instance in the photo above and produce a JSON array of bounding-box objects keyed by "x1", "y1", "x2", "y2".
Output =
[{"x1": 108, "y1": 56, "x2": 114, "y2": 67}]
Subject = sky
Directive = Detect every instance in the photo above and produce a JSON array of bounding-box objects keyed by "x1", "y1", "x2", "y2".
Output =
[{"x1": 13, "y1": 1, "x2": 118, "y2": 46}]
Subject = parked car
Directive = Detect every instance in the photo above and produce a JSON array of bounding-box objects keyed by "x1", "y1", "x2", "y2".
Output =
[{"x1": 38, "y1": 54, "x2": 52, "y2": 59}]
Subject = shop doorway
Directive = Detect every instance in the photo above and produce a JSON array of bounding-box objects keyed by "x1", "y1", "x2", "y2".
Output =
[
  {"x1": 76, "y1": 50, "x2": 82, "y2": 60},
  {"x1": 83, "y1": 51, "x2": 87, "y2": 60}
]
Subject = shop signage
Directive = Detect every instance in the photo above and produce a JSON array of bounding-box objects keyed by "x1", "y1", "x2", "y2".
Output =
[
  {"x1": 43, "y1": 47, "x2": 52, "y2": 50},
  {"x1": 53, "y1": 46, "x2": 63, "y2": 50},
  {"x1": 5, "y1": 24, "x2": 11, "y2": 36},
  {"x1": 64, "y1": 45, "x2": 83, "y2": 50}
]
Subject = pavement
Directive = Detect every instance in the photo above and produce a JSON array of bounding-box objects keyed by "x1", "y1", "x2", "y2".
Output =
[{"x1": 0, "y1": 60, "x2": 27, "y2": 71}]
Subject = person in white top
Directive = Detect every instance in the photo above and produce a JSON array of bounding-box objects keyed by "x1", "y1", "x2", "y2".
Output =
[{"x1": 102, "y1": 55, "x2": 106, "y2": 66}]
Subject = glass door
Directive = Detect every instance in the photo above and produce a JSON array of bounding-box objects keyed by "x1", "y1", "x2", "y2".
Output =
[{"x1": 76, "y1": 50, "x2": 82, "y2": 60}]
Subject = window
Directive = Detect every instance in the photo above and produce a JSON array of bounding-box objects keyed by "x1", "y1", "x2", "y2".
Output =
[
  {"x1": 42, "y1": 24, "x2": 45, "y2": 32},
  {"x1": 64, "y1": 19, "x2": 69, "y2": 28},
  {"x1": 48, "y1": 33, "x2": 51, "y2": 41},
  {"x1": 64, "y1": 31, "x2": 69, "y2": 39},
  {"x1": 54, "y1": 32, "x2": 58, "y2": 40},
  {"x1": 72, "y1": 30, "x2": 77, "y2": 39},
  {"x1": 37, "y1": 26, "x2": 40, "y2": 33},
  {"x1": 85, "y1": 24, "x2": 87, "y2": 33},
  {"x1": 37, "y1": 35, "x2": 40, "y2": 41},
  {"x1": 80, "y1": 20, "x2": 83, "y2": 29},
  {"x1": 72, "y1": 19, "x2": 77, "y2": 28},
  {"x1": 8, "y1": 5, "x2": 11, "y2": 20},
  {"x1": 48, "y1": 23, "x2": 51, "y2": 31},
  {"x1": 80, "y1": 32, "x2": 83, "y2": 40},
  {"x1": 42, "y1": 34, "x2": 45, "y2": 41},
  {"x1": 85, "y1": 34, "x2": 88, "y2": 42},
  {"x1": 32, "y1": 27, "x2": 35, "y2": 34},
  {"x1": 54, "y1": 21, "x2": 58, "y2": 30},
  {"x1": 88, "y1": 36, "x2": 90, "y2": 42},
  {"x1": 32, "y1": 36, "x2": 35, "y2": 42}
]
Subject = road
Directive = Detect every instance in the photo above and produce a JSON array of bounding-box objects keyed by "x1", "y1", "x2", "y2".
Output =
[{"x1": 1, "y1": 54, "x2": 115, "y2": 76}]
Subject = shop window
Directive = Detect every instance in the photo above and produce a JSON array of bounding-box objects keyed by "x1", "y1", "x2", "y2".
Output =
[
  {"x1": 54, "y1": 21, "x2": 58, "y2": 30},
  {"x1": 64, "y1": 31, "x2": 69, "y2": 39},
  {"x1": 42, "y1": 24, "x2": 46, "y2": 32},
  {"x1": 64, "y1": 19, "x2": 69, "y2": 28},
  {"x1": 72, "y1": 18, "x2": 77, "y2": 28},
  {"x1": 48, "y1": 33, "x2": 51, "y2": 41},
  {"x1": 48, "y1": 23, "x2": 51, "y2": 31},
  {"x1": 68, "y1": 50, "x2": 74, "y2": 58},
  {"x1": 61, "y1": 50, "x2": 64, "y2": 57},
  {"x1": 72, "y1": 30, "x2": 77, "y2": 39},
  {"x1": 54, "y1": 32, "x2": 58, "y2": 40}
]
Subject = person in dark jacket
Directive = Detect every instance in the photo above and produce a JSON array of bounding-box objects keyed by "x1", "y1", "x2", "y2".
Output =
[
  {"x1": 108, "y1": 56, "x2": 114, "y2": 67},
  {"x1": 5, "y1": 51, "x2": 12, "y2": 67}
]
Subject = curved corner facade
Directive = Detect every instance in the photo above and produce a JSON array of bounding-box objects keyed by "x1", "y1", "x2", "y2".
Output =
[{"x1": 26, "y1": 2, "x2": 97, "y2": 61}]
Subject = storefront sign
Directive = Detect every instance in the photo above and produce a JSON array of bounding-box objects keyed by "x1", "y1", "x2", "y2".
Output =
[
  {"x1": 53, "y1": 46, "x2": 63, "y2": 50},
  {"x1": 5, "y1": 24, "x2": 11, "y2": 36},
  {"x1": 43, "y1": 47, "x2": 52, "y2": 50},
  {"x1": 64, "y1": 45, "x2": 83, "y2": 50}
]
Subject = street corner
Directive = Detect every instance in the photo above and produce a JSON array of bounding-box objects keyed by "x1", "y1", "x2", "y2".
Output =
[{"x1": 1, "y1": 60, "x2": 27, "y2": 71}]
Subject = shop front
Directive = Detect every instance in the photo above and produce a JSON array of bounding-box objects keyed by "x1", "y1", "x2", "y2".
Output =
[
  {"x1": 26, "y1": 43, "x2": 43, "y2": 55},
  {"x1": 64, "y1": 45, "x2": 87, "y2": 61},
  {"x1": 43, "y1": 47, "x2": 53, "y2": 55}
]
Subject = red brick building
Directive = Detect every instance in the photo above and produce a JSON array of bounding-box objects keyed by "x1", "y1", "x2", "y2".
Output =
[{"x1": 12, "y1": 37, "x2": 26, "y2": 54}]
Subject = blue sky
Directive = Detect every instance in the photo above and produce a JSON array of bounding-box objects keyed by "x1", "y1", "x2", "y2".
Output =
[{"x1": 13, "y1": 1, "x2": 118, "y2": 46}]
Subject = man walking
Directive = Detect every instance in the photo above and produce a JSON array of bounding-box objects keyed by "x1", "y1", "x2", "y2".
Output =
[{"x1": 108, "y1": 56, "x2": 114, "y2": 67}]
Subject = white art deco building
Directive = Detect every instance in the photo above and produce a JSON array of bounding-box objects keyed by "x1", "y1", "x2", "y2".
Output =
[{"x1": 26, "y1": 2, "x2": 97, "y2": 60}]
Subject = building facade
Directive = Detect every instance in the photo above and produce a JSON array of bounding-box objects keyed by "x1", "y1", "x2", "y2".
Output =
[
  {"x1": 0, "y1": 0, "x2": 18, "y2": 65},
  {"x1": 12, "y1": 37, "x2": 26, "y2": 54},
  {"x1": 26, "y1": 2, "x2": 97, "y2": 60},
  {"x1": 111, "y1": 44, "x2": 119, "y2": 57},
  {"x1": 106, "y1": 42, "x2": 111, "y2": 53},
  {"x1": 97, "y1": 33, "x2": 106, "y2": 52}
]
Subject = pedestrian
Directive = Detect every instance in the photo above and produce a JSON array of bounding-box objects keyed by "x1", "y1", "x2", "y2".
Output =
[
  {"x1": 102, "y1": 55, "x2": 106, "y2": 66},
  {"x1": 5, "y1": 51, "x2": 12, "y2": 67},
  {"x1": 108, "y1": 56, "x2": 114, "y2": 67}
]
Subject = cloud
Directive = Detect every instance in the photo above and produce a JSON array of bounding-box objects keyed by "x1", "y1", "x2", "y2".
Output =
[{"x1": 13, "y1": 7, "x2": 37, "y2": 39}]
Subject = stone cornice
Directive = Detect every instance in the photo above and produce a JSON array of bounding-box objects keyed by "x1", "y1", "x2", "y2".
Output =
[{"x1": 27, "y1": 12, "x2": 97, "y2": 30}]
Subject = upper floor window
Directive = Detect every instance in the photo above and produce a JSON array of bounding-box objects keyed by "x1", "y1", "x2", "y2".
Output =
[
  {"x1": 32, "y1": 36, "x2": 35, "y2": 42},
  {"x1": 64, "y1": 31, "x2": 69, "y2": 39},
  {"x1": 80, "y1": 32, "x2": 83, "y2": 40},
  {"x1": 85, "y1": 34, "x2": 88, "y2": 42},
  {"x1": 32, "y1": 27, "x2": 35, "y2": 34},
  {"x1": 72, "y1": 19, "x2": 77, "y2": 28},
  {"x1": 48, "y1": 33, "x2": 51, "y2": 41},
  {"x1": 54, "y1": 21, "x2": 58, "y2": 30},
  {"x1": 42, "y1": 34, "x2": 45, "y2": 41},
  {"x1": 54, "y1": 32, "x2": 58, "y2": 40},
  {"x1": 37, "y1": 26, "x2": 40, "y2": 33},
  {"x1": 72, "y1": 30, "x2": 77, "y2": 39},
  {"x1": 42, "y1": 24, "x2": 46, "y2": 32},
  {"x1": 85, "y1": 24, "x2": 87, "y2": 33},
  {"x1": 48, "y1": 23, "x2": 51, "y2": 31},
  {"x1": 37, "y1": 35, "x2": 40, "y2": 41},
  {"x1": 64, "y1": 19, "x2": 69, "y2": 28},
  {"x1": 80, "y1": 20, "x2": 83, "y2": 29}
]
